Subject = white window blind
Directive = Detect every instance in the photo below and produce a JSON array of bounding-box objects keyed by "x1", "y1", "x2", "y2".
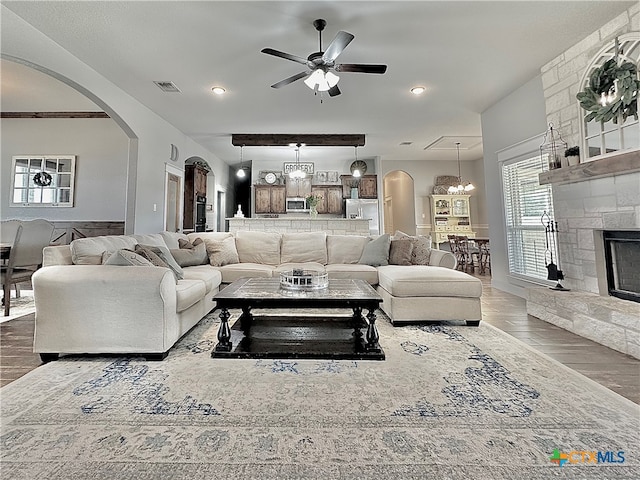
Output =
[{"x1": 501, "y1": 152, "x2": 555, "y2": 281}]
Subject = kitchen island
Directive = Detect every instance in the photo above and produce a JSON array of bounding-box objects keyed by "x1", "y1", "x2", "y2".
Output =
[{"x1": 228, "y1": 217, "x2": 371, "y2": 235}]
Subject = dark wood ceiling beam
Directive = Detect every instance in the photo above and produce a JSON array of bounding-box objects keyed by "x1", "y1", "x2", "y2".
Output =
[
  {"x1": 1, "y1": 112, "x2": 110, "y2": 119},
  {"x1": 231, "y1": 134, "x2": 365, "y2": 147}
]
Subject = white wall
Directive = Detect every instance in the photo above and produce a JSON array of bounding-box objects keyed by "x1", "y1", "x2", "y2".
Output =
[
  {"x1": 1, "y1": 6, "x2": 230, "y2": 234},
  {"x1": 480, "y1": 75, "x2": 547, "y2": 297},
  {"x1": 1, "y1": 118, "x2": 128, "y2": 221},
  {"x1": 380, "y1": 158, "x2": 487, "y2": 238}
]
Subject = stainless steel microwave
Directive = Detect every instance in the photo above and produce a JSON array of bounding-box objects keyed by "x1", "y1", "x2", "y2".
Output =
[{"x1": 285, "y1": 197, "x2": 309, "y2": 212}]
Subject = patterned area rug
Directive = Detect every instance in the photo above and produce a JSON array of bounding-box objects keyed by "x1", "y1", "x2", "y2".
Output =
[{"x1": 1, "y1": 310, "x2": 639, "y2": 479}]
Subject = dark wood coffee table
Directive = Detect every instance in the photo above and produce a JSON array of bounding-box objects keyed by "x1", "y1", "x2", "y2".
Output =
[{"x1": 211, "y1": 277, "x2": 384, "y2": 360}]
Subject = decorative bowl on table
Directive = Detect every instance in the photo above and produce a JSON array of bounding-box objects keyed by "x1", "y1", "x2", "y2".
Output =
[{"x1": 279, "y1": 269, "x2": 328, "y2": 290}]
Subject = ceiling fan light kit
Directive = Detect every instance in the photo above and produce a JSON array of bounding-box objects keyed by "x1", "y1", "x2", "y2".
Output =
[{"x1": 261, "y1": 18, "x2": 387, "y2": 98}]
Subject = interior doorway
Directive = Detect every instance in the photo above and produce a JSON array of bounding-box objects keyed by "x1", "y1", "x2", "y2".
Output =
[
  {"x1": 217, "y1": 190, "x2": 226, "y2": 232},
  {"x1": 164, "y1": 164, "x2": 183, "y2": 232},
  {"x1": 382, "y1": 171, "x2": 416, "y2": 235}
]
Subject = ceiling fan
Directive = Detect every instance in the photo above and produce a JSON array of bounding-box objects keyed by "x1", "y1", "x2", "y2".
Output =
[{"x1": 261, "y1": 18, "x2": 387, "y2": 97}]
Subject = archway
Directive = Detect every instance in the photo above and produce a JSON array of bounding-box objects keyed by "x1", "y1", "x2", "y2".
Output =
[
  {"x1": 382, "y1": 170, "x2": 416, "y2": 235},
  {"x1": 1, "y1": 54, "x2": 138, "y2": 233}
]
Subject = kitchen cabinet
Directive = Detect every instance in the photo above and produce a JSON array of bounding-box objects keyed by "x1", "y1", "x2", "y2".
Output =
[
  {"x1": 255, "y1": 185, "x2": 286, "y2": 214},
  {"x1": 285, "y1": 177, "x2": 312, "y2": 198},
  {"x1": 340, "y1": 174, "x2": 377, "y2": 199},
  {"x1": 430, "y1": 194, "x2": 476, "y2": 247},
  {"x1": 311, "y1": 186, "x2": 343, "y2": 215}
]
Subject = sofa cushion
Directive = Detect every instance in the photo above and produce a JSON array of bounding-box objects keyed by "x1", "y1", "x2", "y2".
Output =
[
  {"x1": 394, "y1": 230, "x2": 432, "y2": 265},
  {"x1": 187, "y1": 232, "x2": 233, "y2": 245},
  {"x1": 103, "y1": 249, "x2": 154, "y2": 267},
  {"x1": 170, "y1": 239, "x2": 208, "y2": 267},
  {"x1": 175, "y1": 279, "x2": 207, "y2": 313},
  {"x1": 389, "y1": 239, "x2": 414, "y2": 266},
  {"x1": 217, "y1": 263, "x2": 275, "y2": 284},
  {"x1": 327, "y1": 235, "x2": 369, "y2": 264},
  {"x1": 274, "y1": 262, "x2": 326, "y2": 274},
  {"x1": 130, "y1": 233, "x2": 168, "y2": 248},
  {"x1": 377, "y1": 265, "x2": 482, "y2": 298},
  {"x1": 358, "y1": 234, "x2": 391, "y2": 267},
  {"x1": 160, "y1": 231, "x2": 189, "y2": 250},
  {"x1": 280, "y1": 232, "x2": 327, "y2": 264},
  {"x1": 325, "y1": 264, "x2": 379, "y2": 285},
  {"x1": 205, "y1": 236, "x2": 240, "y2": 267},
  {"x1": 71, "y1": 235, "x2": 137, "y2": 265},
  {"x1": 235, "y1": 231, "x2": 281, "y2": 265},
  {"x1": 182, "y1": 265, "x2": 222, "y2": 292}
]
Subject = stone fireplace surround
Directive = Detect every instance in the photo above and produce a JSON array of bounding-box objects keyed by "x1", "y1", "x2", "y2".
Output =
[{"x1": 526, "y1": 152, "x2": 640, "y2": 359}]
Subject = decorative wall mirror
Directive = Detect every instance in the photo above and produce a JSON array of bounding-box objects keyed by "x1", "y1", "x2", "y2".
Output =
[{"x1": 10, "y1": 155, "x2": 76, "y2": 207}]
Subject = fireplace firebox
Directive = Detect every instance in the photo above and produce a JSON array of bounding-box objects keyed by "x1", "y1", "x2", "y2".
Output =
[{"x1": 603, "y1": 230, "x2": 640, "y2": 303}]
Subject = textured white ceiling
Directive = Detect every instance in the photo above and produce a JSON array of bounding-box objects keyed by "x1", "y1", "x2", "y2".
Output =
[{"x1": 2, "y1": 1, "x2": 634, "y2": 166}]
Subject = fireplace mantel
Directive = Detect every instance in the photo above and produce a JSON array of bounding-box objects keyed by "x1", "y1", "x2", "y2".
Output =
[{"x1": 539, "y1": 149, "x2": 640, "y2": 186}]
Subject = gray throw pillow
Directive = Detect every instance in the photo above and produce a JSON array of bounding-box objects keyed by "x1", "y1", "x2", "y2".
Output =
[
  {"x1": 171, "y1": 238, "x2": 208, "y2": 267},
  {"x1": 104, "y1": 249, "x2": 154, "y2": 267},
  {"x1": 389, "y1": 238, "x2": 414, "y2": 266},
  {"x1": 358, "y1": 234, "x2": 391, "y2": 267},
  {"x1": 135, "y1": 244, "x2": 184, "y2": 280},
  {"x1": 394, "y1": 230, "x2": 432, "y2": 265}
]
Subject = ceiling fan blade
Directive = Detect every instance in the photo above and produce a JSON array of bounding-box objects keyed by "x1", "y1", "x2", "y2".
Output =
[
  {"x1": 270, "y1": 71, "x2": 309, "y2": 89},
  {"x1": 328, "y1": 85, "x2": 341, "y2": 97},
  {"x1": 261, "y1": 48, "x2": 308, "y2": 65},
  {"x1": 335, "y1": 64, "x2": 387, "y2": 74},
  {"x1": 322, "y1": 31, "x2": 354, "y2": 62}
]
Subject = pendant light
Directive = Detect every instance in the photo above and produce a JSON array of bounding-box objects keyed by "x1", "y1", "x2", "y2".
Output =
[
  {"x1": 350, "y1": 145, "x2": 367, "y2": 178},
  {"x1": 289, "y1": 143, "x2": 306, "y2": 179},
  {"x1": 448, "y1": 142, "x2": 475, "y2": 194},
  {"x1": 236, "y1": 144, "x2": 246, "y2": 178}
]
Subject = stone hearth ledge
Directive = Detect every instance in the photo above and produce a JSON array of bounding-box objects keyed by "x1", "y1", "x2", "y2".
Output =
[{"x1": 527, "y1": 287, "x2": 640, "y2": 359}]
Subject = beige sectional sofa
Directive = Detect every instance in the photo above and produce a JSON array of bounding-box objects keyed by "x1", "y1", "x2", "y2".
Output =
[{"x1": 32, "y1": 230, "x2": 482, "y2": 361}]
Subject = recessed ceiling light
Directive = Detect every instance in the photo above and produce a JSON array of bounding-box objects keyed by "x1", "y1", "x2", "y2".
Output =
[
  {"x1": 211, "y1": 86, "x2": 226, "y2": 95},
  {"x1": 410, "y1": 86, "x2": 426, "y2": 95}
]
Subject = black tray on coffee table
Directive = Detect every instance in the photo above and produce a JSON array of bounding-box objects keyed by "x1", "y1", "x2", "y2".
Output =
[{"x1": 211, "y1": 277, "x2": 384, "y2": 360}]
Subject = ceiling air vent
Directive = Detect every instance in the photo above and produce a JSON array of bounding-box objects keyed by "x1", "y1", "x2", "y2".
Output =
[
  {"x1": 399, "y1": 142, "x2": 413, "y2": 146},
  {"x1": 153, "y1": 81, "x2": 181, "y2": 93}
]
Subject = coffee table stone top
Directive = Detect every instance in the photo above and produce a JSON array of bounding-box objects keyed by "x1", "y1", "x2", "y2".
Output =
[{"x1": 214, "y1": 277, "x2": 381, "y2": 307}]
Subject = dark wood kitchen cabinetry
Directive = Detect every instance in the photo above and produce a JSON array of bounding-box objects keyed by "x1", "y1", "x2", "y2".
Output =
[
  {"x1": 311, "y1": 186, "x2": 343, "y2": 215},
  {"x1": 255, "y1": 185, "x2": 286, "y2": 214},
  {"x1": 184, "y1": 164, "x2": 208, "y2": 230},
  {"x1": 340, "y1": 174, "x2": 377, "y2": 199}
]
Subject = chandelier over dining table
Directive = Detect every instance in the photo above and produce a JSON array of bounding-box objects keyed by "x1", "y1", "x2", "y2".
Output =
[{"x1": 448, "y1": 142, "x2": 475, "y2": 193}]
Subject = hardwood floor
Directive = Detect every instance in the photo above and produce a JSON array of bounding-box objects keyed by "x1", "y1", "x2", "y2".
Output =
[{"x1": 1, "y1": 276, "x2": 639, "y2": 403}]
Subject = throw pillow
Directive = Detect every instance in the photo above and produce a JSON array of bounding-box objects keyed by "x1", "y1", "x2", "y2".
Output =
[
  {"x1": 358, "y1": 234, "x2": 391, "y2": 267},
  {"x1": 178, "y1": 238, "x2": 195, "y2": 249},
  {"x1": 389, "y1": 238, "x2": 414, "y2": 266},
  {"x1": 135, "y1": 244, "x2": 184, "y2": 280},
  {"x1": 104, "y1": 249, "x2": 154, "y2": 267},
  {"x1": 170, "y1": 241, "x2": 208, "y2": 267},
  {"x1": 206, "y1": 236, "x2": 240, "y2": 267},
  {"x1": 394, "y1": 230, "x2": 432, "y2": 265}
]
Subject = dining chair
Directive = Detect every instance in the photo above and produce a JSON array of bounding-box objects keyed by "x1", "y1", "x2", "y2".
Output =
[
  {"x1": 455, "y1": 235, "x2": 479, "y2": 272},
  {"x1": 1, "y1": 219, "x2": 55, "y2": 316}
]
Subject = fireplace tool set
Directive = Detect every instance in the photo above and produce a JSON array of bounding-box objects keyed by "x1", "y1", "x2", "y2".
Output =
[{"x1": 541, "y1": 211, "x2": 570, "y2": 291}]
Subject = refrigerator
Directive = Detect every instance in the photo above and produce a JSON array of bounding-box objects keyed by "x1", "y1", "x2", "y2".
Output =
[{"x1": 345, "y1": 199, "x2": 380, "y2": 235}]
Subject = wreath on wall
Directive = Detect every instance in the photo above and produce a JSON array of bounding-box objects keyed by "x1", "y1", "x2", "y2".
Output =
[
  {"x1": 576, "y1": 58, "x2": 640, "y2": 124},
  {"x1": 33, "y1": 171, "x2": 53, "y2": 187}
]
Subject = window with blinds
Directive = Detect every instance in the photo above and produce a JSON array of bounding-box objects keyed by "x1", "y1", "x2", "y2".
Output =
[{"x1": 501, "y1": 152, "x2": 555, "y2": 281}]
